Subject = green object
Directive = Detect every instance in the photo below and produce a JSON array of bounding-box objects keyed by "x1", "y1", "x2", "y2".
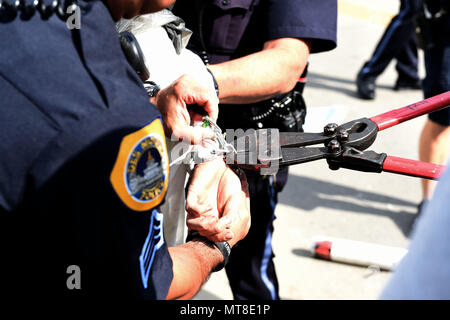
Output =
[{"x1": 202, "y1": 119, "x2": 211, "y2": 128}]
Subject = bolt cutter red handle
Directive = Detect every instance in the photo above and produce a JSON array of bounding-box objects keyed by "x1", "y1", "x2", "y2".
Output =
[
  {"x1": 383, "y1": 156, "x2": 447, "y2": 180},
  {"x1": 370, "y1": 91, "x2": 450, "y2": 131},
  {"x1": 369, "y1": 91, "x2": 450, "y2": 180}
]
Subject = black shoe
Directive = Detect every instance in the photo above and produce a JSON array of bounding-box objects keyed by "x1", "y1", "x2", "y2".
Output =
[
  {"x1": 394, "y1": 78, "x2": 422, "y2": 91},
  {"x1": 356, "y1": 74, "x2": 376, "y2": 99}
]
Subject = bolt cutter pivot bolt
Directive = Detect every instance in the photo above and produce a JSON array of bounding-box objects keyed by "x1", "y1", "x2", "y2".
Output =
[
  {"x1": 327, "y1": 139, "x2": 341, "y2": 154},
  {"x1": 324, "y1": 123, "x2": 338, "y2": 136},
  {"x1": 338, "y1": 129, "x2": 349, "y2": 142}
]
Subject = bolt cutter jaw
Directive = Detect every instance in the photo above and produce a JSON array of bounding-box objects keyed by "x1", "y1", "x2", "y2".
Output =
[{"x1": 229, "y1": 117, "x2": 379, "y2": 169}]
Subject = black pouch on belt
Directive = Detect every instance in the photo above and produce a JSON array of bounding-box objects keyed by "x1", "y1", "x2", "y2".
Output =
[{"x1": 247, "y1": 63, "x2": 309, "y2": 132}]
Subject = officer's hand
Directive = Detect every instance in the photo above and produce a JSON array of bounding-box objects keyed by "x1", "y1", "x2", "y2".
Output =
[
  {"x1": 153, "y1": 74, "x2": 219, "y2": 144},
  {"x1": 216, "y1": 166, "x2": 250, "y2": 247},
  {"x1": 186, "y1": 159, "x2": 250, "y2": 247}
]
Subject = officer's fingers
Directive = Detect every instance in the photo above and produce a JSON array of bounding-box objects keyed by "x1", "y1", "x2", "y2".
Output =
[
  {"x1": 187, "y1": 209, "x2": 233, "y2": 238},
  {"x1": 177, "y1": 81, "x2": 218, "y2": 121},
  {"x1": 187, "y1": 103, "x2": 217, "y2": 123},
  {"x1": 155, "y1": 89, "x2": 194, "y2": 139},
  {"x1": 201, "y1": 99, "x2": 219, "y2": 122},
  {"x1": 220, "y1": 194, "x2": 250, "y2": 246},
  {"x1": 216, "y1": 167, "x2": 245, "y2": 212},
  {"x1": 204, "y1": 229, "x2": 234, "y2": 243},
  {"x1": 216, "y1": 170, "x2": 251, "y2": 246},
  {"x1": 219, "y1": 194, "x2": 240, "y2": 230},
  {"x1": 193, "y1": 223, "x2": 233, "y2": 242},
  {"x1": 194, "y1": 93, "x2": 219, "y2": 121},
  {"x1": 186, "y1": 213, "x2": 224, "y2": 236},
  {"x1": 173, "y1": 125, "x2": 215, "y2": 145},
  {"x1": 185, "y1": 190, "x2": 213, "y2": 217},
  {"x1": 205, "y1": 215, "x2": 233, "y2": 242}
]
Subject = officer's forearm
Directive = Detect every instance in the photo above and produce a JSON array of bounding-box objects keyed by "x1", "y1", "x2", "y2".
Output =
[
  {"x1": 208, "y1": 37, "x2": 310, "y2": 105},
  {"x1": 166, "y1": 238, "x2": 223, "y2": 300},
  {"x1": 106, "y1": 0, "x2": 176, "y2": 20}
]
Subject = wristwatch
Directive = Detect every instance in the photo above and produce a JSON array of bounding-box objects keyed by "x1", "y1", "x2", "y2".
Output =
[
  {"x1": 144, "y1": 80, "x2": 161, "y2": 98},
  {"x1": 186, "y1": 230, "x2": 231, "y2": 272}
]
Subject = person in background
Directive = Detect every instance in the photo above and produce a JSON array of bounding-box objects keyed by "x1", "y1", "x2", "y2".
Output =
[
  {"x1": 415, "y1": 0, "x2": 450, "y2": 223},
  {"x1": 356, "y1": 0, "x2": 422, "y2": 100}
]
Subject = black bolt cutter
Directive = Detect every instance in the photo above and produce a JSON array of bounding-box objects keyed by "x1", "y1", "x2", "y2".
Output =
[{"x1": 230, "y1": 91, "x2": 450, "y2": 180}]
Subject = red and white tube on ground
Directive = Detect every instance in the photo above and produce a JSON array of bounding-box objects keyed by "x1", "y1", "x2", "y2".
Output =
[{"x1": 311, "y1": 236, "x2": 408, "y2": 271}]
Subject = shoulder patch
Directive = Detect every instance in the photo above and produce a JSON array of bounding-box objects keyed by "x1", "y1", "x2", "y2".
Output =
[{"x1": 110, "y1": 118, "x2": 169, "y2": 212}]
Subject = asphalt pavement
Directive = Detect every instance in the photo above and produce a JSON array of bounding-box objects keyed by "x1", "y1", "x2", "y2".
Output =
[{"x1": 195, "y1": 0, "x2": 427, "y2": 300}]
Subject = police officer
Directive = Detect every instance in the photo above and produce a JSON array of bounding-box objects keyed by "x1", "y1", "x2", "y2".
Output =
[
  {"x1": 173, "y1": 0, "x2": 337, "y2": 300},
  {"x1": 416, "y1": 0, "x2": 450, "y2": 222},
  {"x1": 0, "y1": 0, "x2": 249, "y2": 299},
  {"x1": 356, "y1": 0, "x2": 423, "y2": 100}
]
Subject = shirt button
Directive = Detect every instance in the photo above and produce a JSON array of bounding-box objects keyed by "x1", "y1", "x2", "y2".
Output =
[{"x1": 222, "y1": 0, "x2": 229, "y2": 5}]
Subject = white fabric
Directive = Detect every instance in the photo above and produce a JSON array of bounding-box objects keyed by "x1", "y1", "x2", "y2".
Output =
[
  {"x1": 160, "y1": 140, "x2": 190, "y2": 246},
  {"x1": 118, "y1": 11, "x2": 216, "y2": 92}
]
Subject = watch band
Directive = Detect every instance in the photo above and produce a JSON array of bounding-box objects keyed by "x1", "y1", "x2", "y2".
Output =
[
  {"x1": 186, "y1": 230, "x2": 231, "y2": 272},
  {"x1": 144, "y1": 80, "x2": 161, "y2": 98}
]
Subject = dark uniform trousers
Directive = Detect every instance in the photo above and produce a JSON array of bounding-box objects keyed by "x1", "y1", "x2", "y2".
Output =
[
  {"x1": 360, "y1": 0, "x2": 422, "y2": 82},
  {"x1": 225, "y1": 167, "x2": 288, "y2": 300},
  {"x1": 424, "y1": 9, "x2": 450, "y2": 126}
]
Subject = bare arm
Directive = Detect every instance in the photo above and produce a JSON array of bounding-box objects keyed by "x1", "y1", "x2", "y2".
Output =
[
  {"x1": 166, "y1": 239, "x2": 223, "y2": 300},
  {"x1": 167, "y1": 161, "x2": 250, "y2": 300},
  {"x1": 208, "y1": 37, "x2": 310, "y2": 104},
  {"x1": 106, "y1": 0, "x2": 176, "y2": 20}
]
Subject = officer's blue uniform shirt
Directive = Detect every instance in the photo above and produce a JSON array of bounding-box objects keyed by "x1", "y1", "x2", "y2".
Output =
[
  {"x1": 173, "y1": 0, "x2": 337, "y2": 64},
  {"x1": 0, "y1": 0, "x2": 173, "y2": 299},
  {"x1": 173, "y1": 0, "x2": 337, "y2": 130}
]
